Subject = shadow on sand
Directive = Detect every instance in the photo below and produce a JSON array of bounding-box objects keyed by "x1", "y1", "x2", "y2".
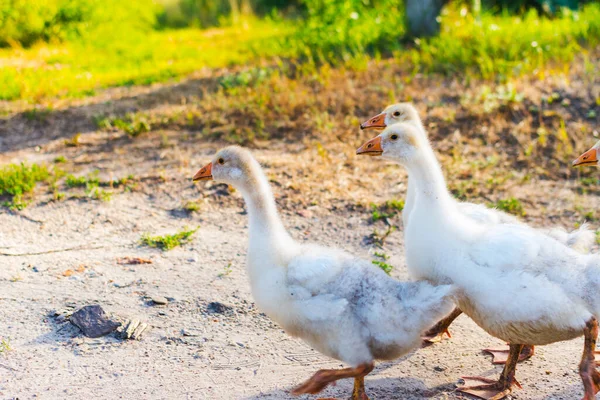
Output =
[{"x1": 0, "y1": 74, "x2": 222, "y2": 154}]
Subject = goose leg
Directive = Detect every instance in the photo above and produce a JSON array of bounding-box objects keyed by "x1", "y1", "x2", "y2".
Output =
[
  {"x1": 351, "y1": 375, "x2": 369, "y2": 400},
  {"x1": 422, "y1": 307, "x2": 462, "y2": 345},
  {"x1": 483, "y1": 344, "x2": 535, "y2": 365},
  {"x1": 457, "y1": 343, "x2": 523, "y2": 400},
  {"x1": 292, "y1": 363, "x2": 374, "y2": 398},
  {"x1": 580, "y1": 317, "x2": 600, "y2": 400}
]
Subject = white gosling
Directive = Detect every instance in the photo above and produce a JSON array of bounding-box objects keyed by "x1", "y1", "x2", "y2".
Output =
[
  {"x1": 357, "y1": 124, "x2": 600, "y2": 400},
  {"x1": 360, "y1": 103, "x2": 595, "y2": 352},
  {"x1": 192, "y1": 146, "x2": 455, "y2": 400}
]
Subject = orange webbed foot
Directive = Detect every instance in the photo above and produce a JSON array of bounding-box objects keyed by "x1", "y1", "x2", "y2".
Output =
[{"x1": 457, "y1": 376, "x2": 521, "y2": 400}]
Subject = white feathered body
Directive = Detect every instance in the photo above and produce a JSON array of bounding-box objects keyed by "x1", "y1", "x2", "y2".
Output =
[
  {"x1": 403, "y1": 182, "x2": 594, "y2": 252},
  {"x1": 247, "y1": 228, "x2": 454, "y2": 366},
  {"x1": 399, "y1": 108, "x2": 594, "y2": 253},
  {"x1": 214, "y1": 147, "x2": 457, "y2": 369},
  {"x1": 405, "y1": 195, "x2": 600, "y2": 346}
]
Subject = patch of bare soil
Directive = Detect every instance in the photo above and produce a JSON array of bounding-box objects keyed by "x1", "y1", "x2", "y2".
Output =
[{"x1": 1, "y1": 55, "x2": 600, "y2": 399}]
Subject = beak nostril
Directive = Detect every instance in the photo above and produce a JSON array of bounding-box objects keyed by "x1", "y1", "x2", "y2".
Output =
[{"x1": 367, "y1": 143, "x2": 373, "y2": 148}]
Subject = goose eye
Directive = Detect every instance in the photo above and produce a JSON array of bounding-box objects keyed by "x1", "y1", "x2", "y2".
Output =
[
  {"x1": 393, "y1": 111, "x2": 401, "y2": 117},
  {"x1": 218, "y1": 158, "x2": 225, "y2": 165},
  {"x1": 390, "y1": 134, "x2": 399, "y2": 140}
]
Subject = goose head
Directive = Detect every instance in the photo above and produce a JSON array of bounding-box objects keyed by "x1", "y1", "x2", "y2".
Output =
[
  {"x1": 573, "y1": 141, "x2": 600, "y2": 167},
  {"x1": 193, "y1": 146, "x2": 259, "y2": 191},
  {"x1": 356, "y1": 123, "x2": 424, "y2": 165},
  {"x1": 360, "y1": 103, "x2": 420, "y2": 130}
]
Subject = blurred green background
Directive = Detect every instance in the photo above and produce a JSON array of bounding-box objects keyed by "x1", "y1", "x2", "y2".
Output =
[{"x1": 0, "y1": 0, "x2": 598, "y2": 102}]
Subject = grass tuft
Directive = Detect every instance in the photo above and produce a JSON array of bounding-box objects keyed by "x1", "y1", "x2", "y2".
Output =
[
  {"x1": 372, "y1": 252, "x2": 394, "y2": 275},
  {"x1": 0, "y1": 337, "x2": 11, "y2": 356},
  {"x1": 183, "y1": 201, "x2": 201, "y2": 213},
  {"x1": 370, "y1": 199, "x2": 405, "y2": 222},
  {"x1": 141, "y1": 227, "x2": 199, "y2": 251},
  {"x1": 494, "y1": 197, "x2": 525, "y2": 216},
  {"x1": 0, "y1": 163, "x2": 50, "y2": 209}
]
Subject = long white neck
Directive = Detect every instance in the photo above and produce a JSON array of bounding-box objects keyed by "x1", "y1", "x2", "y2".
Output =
[
  {"x1": 403, "y1": 143, "x2": 456, "y2": 220},
  {"x1": 236, "y1": 164, "x2": 297, "y2": 278},
  {"x1": 403, "y1": 176, "x2": 415, "y2": 227},
  {"x1": 403, "y1": 118, "x2": 427, "y2": 227}
]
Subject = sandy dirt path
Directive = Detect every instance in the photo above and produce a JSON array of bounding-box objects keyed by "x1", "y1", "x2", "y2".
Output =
[
  {"x1": 1, "y1": 63, "x2": 599, "y2": 399},
  {"x1": 0, "y1": 174, "x2": 595, "y2": 400}
]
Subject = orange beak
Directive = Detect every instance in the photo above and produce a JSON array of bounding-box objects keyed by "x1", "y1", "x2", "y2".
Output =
[
  {"x1": 360, "y1": 112, "x2": 387, "y2": 130},
  {"x1": 573, "y1": 148, "x2": 599, "y2": 167},
  {"x1": 356, "y1": 136, "x2": 383, "y2": 156},
  {"x1": 193, "y1": 162, "x2": 213, "y2": 181}
]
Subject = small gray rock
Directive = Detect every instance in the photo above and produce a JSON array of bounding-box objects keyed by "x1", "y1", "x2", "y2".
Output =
[
  {"x1": 206, "y1": 301, "x2": 232, "y2": 314},
  {"x1": 70, "y1": 305, "x2": 120, "y2": 338},
  {"x1": 151, "y1": 296, "x2": 169, "y2": 305}
]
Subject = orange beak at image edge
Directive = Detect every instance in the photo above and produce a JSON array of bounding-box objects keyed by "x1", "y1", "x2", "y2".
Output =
[{"x1": 573, "y1": 148, "x2": 598, "y2": 167}]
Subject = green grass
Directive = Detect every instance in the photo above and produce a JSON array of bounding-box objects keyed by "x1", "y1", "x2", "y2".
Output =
[
  {"x1": 96, "y1": 114, "x2": 152, "y2": 137},
  {"x1": 1, "y1": 4, "x2": 599, "y2": 102},
  {"x1": 494, "y1": 197, "x2": 526, "y2": 216},
  {"x1": 89, "y1": 188, "x2": 112, "y2": 202},
  {"x1": 0, "y1": 337, "x2": 11, "y2": 356},
  {"x1": 141, "y1": 227, "x2": 199, "y2": 250},
  {"x1": 580, "y1": 177, "x2": 599, "y2": 187},
  {"x1": 0, "y1": 19, "x2": 291, "y2": 102},
  {"x1": 0, "y1": 164, "x2": 134, "y2": 208},
  {"x1": 217, "y1": 263, "x2": 234, "y2": 278},
  {"x1": 183, "y1": 200, "x2": 201, "y2": 213},
  {"x1": 413, "y1": 5, "x2": 600, "y2": 79},
  {"x1": 370, "y1": 199, "x2": 405, "y2": 222},
  {"x1": 65, "y1": 171, "x2": 135, "y2": 201},
  {"x1": 0, "y1": 163, "x2": 50, "y2": 209},
  {"x1": 65, "y1": 172, "x2": 99, "y2": 189},
  {"x1": 372, "y1": 252, "x2": 394, "y2": 275}
]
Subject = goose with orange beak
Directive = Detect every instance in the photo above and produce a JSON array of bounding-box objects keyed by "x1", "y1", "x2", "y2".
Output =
[
  {"x1": 191, "y1": 146, "x2": 455, "y2": 400},
  {"x1": 573, "y1": 141, "x2": 600, "y2": 167},
  {"x1": 358, "y1": 109, "x2": 595, "y2": 357},
  {"x1": 356, "y1": 123, "x2": 600, "y2": 400},
  {"x1": 360, "y1": 103, "x2": 424, "y2": 132}
]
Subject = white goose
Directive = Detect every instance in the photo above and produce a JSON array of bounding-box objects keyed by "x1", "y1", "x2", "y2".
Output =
[
  {"x1": 192, "y1": 146, "x2": 455, "y2": 400},
  {"x1": 357, "y1": 123, "x2": 600, "y2": 400},
  {"x1": 361, "y1": 103, "x2": 593, "y2": 247},
  {"x1": 361, "y1": 103, "x2": 595, "y2": 357}
]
